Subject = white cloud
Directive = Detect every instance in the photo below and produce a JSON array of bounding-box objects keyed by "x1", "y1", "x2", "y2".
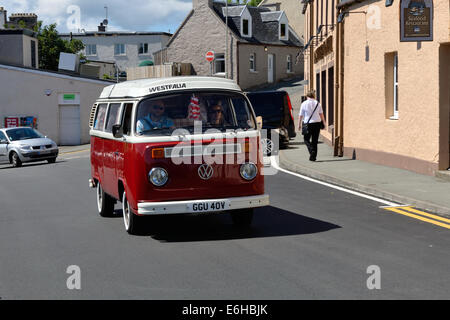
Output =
[{"x1": 1, "y1": 0, "x2": 193, "y2": 33}]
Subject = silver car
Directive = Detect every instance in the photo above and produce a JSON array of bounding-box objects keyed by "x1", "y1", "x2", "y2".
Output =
[{"x1": 0, "y1": 127, "x2": 59, "y2": 167}]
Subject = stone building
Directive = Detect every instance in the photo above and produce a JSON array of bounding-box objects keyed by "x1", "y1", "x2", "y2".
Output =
[
  {"x1": 160, "y1": 0, "x2": 303, "y2": 90},
  {"x1": 301, "y1": 0, "x2": 450, "y2": 176}
]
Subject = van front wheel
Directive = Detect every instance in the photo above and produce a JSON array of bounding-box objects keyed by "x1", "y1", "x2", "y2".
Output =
[
  {"x1": 97, "y1": 183, "x2": 115, "y2": 217},
  {"x1": 122, "y1": 191, "x2": 141, "y2": 235}
]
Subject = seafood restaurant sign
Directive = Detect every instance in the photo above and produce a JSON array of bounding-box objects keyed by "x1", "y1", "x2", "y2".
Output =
[{"x1": 400, "y1": 0, "x2": 433, "y2": 42}]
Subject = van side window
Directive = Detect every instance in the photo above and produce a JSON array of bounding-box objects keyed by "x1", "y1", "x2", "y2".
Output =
[
  {"x1": 232, "y1": 98, "x2": 255, "y2": 129},
  {"x1": 105, "y1": 103, "x2": 122, "y2": 133},
  {"x1": 122, "y1": 103, "x2": 134, "y2": 136},
  {"x1": 94, "y1": 104, "x2": 108, "y2": 130}
]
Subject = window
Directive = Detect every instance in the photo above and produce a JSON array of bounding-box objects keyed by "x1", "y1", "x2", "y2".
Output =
[
  {"x1": 280, "y1": 23, "x2": 287, "y2": 38},
  {"x1": 393, "y1": 53, "x2": 399, "y2": 118},
  {"x1": 114, "y1": 44, "x2": 126, "y2": 56},
  {"x1": 134, "y1": 91, "x2": 255, "y2": 136},
  {"x1": 250, "y1": 53, "x2": 256, "y2": 72},
  {"x1": 139, "y1": 43, "x2": 149, "y2": 55},
  {"x1": 243, "y1": 19, "x2": 249, "y2": 36},
  {"x1": 0, "y1": 131, "x2": 7, "y2": 143},
  {"x1": 287, "y1": 55, "x2": 292, "y2": 73},
  {"x1": 86, "y1": 44, "x2": 97, "y2": 56},
  {"x1": 122, "y1": 103, "x2": 134, "y2": 136},
  {"x1": 94, "y1": 104, "x2": 108, "y2": 130},
  {"x1": 105, "y1": 103, "x2": 122, "y2": 133},
  {"x1": 385, "y1": 52, "x2": 399, "y2": 119},
  {"x1": 214, "y1": 53, "x2": 225, "y2": 74}
]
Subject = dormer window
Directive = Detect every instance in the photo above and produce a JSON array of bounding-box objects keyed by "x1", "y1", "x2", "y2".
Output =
[
  {"x1": 243, "y1": 19, "x2": 249, "y2": 36},
  {"x1": 280, "y1": 23, "x2": 286, "y2": 38}
]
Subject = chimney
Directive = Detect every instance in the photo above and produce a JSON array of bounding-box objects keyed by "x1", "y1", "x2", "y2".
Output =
[
  {"x1": 192, "y1": 0, "x2": 214, "y2": 10},
  {"x1": 0, "y1": 7, "x2": 7, "y2": 29},
  {"x1": 98, "y1": 22, "x2": 106, "y2": 32}
]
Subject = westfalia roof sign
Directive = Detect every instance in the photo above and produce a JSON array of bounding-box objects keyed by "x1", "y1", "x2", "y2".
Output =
[{"x1": 400, "y1": 0, "x2": 433, "y2": 42}]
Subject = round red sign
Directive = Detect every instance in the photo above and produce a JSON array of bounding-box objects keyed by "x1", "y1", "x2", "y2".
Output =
[{"x1": 206, "y1": 51, "x2": 215, "y2": 62}]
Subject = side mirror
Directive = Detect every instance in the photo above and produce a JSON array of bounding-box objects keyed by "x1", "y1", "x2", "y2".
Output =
[
  {"x1": 256, "y1": 116, "x2": 263, "y2": 130},
  {"x1": 112, "y1": 124, "x2": 123, "y2": 138}
]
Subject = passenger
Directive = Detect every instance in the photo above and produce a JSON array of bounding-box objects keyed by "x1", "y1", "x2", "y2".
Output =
[
  {"x1": 207, "y1": 103, "x2": 226, "y2": 127},
  {"x1": 136, "y1": 100, "x2": 175, "y2": 134}
]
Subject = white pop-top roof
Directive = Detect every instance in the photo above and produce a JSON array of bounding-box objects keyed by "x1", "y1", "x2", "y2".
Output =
[{"x1": 99, "y1": 76, "x2": 242, "y2": 99}]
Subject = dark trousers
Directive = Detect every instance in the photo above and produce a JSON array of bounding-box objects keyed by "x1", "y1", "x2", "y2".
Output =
[{"x1": 303, "y1": 122, "x2": 321, "y2": 160}]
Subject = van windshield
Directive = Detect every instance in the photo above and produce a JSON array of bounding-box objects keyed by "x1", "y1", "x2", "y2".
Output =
[{"x1": 135, "y1": 91, "x2": 256, "y2": 135}]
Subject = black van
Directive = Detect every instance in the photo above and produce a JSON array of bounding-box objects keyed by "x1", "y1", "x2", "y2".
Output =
[{"x1": 246, "y1": 90, "x2": 296, "y2": 149}]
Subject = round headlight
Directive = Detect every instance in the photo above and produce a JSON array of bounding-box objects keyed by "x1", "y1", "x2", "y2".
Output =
[
  {"x1": 148, "y1": 167, "x2": 169, "y2": 186},
  {"x1": 240, "y1": 163, "x2": 257, "y2": 181}
]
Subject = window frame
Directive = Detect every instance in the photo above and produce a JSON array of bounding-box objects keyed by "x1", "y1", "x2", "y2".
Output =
[
  {"x1": 114, "y1": 43, "x2": 126, "y2": 56},
  {"x1": 93, "y1": 103, "x2": 108, "y2": 131},
  {"x1": 249, "y1": 53, "x2": 256, "y2": 72},
  {"x1": 393, "y1": 53, "x2": 399, "y2": 119},
  {"x1": 243, "y1": 19, "x2": 249, "y2": 36},
  {"x1": 105, "y1": 103, "x2": 123, "y2": 133},
  {"x1": 287, "y1": 54, "x2": 292, "y2": 73},
  {"x1": 85, "y1": 44, "x2": 97, "y2": 56},
  {"x1": 138, "y1": 43, "x2": 149, "y2": 55},
  {"x1": 214, "y1": 53, "x2": 225, "y2": 75},
  {"x1": 280, "y1": 23, "x2": 287, "y2": 39}
]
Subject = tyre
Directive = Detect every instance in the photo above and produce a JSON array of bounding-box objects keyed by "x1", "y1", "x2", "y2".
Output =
[
  {"x1": 122, "y1": 191, "x2": 141, "y2": 235},
  {"x1": 11, "y1": 152, "x2": 22, "y2": 168},
  {"x1": 96, "y1": 183, "x2": 115, "y2": 217},
  {"x1": 47, "y1": 157, "x2": 57, "y2": 164},
  {"x1": 231, "y1": 208, "x2": 254, "y2": 227}
]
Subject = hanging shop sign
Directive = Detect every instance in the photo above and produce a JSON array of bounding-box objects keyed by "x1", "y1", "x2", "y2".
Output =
[{"x1": 400, "y1": 0, "x2": 433, "y2": 42}]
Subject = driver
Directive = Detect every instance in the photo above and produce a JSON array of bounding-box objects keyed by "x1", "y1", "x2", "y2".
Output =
[
  {"x1": 136, "y1": 100, "x2": 175, "y2": 134},
  {"x1": 207, "y1": 103, "x2": 226, "y2": 127}
]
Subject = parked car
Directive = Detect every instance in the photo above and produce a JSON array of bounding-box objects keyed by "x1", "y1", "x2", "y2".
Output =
[
  {"x1": 0, "y1": 127, "x2": 59, "y2": 167},
  {"x1": 246, "y1": 90, "x2": 296, "y2": 155},
  {"x1": 89, "y1": 76, "x2": 269, "y2": 234}
]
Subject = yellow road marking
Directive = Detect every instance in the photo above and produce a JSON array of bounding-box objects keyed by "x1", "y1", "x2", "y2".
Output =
[
  {"x1": 400, "y1": 206, "x2": 450, "y2": 224},
  {"x1": 383, "y1": 207, "x2": 450, "y2": 230}
]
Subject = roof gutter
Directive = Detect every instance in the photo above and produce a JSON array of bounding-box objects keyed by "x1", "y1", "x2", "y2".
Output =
[{"x1": 337, "y1": 0, "x2": 366, "y2": 9}]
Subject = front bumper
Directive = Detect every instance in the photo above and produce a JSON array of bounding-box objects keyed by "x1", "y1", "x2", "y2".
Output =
[
  {"x1": 137, "y1": 194, "x2": 269, "y2": 215},
  {"x1": 21, "y1": 149, "x2": 58, "y2": 161}
]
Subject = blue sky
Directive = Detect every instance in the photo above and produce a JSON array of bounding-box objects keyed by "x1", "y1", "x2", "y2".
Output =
[{"x1": 1, "y1": 0, "x2": 195, "y2": 34}]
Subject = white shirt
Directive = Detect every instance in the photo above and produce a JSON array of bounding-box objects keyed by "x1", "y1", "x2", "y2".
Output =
[{"x1": 299, "y1": 98, "x2": 323, "y2": 124}]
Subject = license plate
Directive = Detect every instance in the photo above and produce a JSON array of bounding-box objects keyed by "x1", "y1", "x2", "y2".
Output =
[{"x1": 187, "y1": 200, "x2": 230, "y2": 213}]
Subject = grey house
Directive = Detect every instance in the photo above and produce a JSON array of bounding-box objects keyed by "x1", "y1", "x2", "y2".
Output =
[
  {"x1": 161, "y1": 0, "x2": 303, "y2": 90},
  {"x1": 60, "y1": 29, "x2": 172, "y2": 74}
]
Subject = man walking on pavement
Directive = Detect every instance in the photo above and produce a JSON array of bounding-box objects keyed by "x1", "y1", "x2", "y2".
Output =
[{"x1": 298, "y1": 90, "x2": 326, "y2": 161}]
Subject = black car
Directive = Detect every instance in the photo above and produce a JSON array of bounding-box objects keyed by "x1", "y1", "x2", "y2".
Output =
[{"x1": 246, "y1": 90, "x2": 296, "y2": 153}]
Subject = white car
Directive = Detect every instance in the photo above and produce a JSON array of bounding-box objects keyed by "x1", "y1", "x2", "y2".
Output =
[{"x1": 0, "y1": 127, "x2": 59, "y2": 167}]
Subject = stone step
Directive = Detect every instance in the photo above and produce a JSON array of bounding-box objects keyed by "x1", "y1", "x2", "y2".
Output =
[{"x1": 435, "y1": 170, "x2": 450, "y2": 182}]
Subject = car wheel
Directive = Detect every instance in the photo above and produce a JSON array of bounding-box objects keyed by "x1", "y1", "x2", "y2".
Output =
[
  {"x1": 231, "y1": 208, "x2": 254, "y2": 227},
  {"x1": 47, "y1": 157, "x2": 57, "y2": 164},
  {"x1": 122, "y1": 191, "x2": 141, "y2": 235},
  {"x1": 11, "y1": 152, "x2": 22, "y2": 168},
  {"x1": 96, "y1": 183, "x2": 115, "y2": 217}
]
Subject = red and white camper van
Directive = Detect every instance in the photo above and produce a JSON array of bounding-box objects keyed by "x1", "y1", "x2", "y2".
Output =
[{"x1": 89, "y1": 76, "x2": 269, "y2": 234}]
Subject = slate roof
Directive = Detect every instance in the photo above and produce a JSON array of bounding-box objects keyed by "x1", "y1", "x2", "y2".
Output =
[{"x1": 211, "y1": 2, "x2": 302, "y2": 47}]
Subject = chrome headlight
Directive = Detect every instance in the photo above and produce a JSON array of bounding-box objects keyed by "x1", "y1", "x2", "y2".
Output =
[
  {"x1": 148, "y1": 167, "x2": 169, "y2": 186},
  {"x1": 20, "y1": 145, "x2": 32, "y2": 151},
  {"x1": 240, "y1": 163, "x2": 257, "y2": 181}
]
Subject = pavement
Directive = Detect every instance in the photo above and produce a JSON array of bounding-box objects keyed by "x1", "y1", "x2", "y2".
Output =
[
  {"x1": 252, "y1": 77, "x2": 450, "y2": 218},
  {"x1": 58, "y1": 144, "x2": 90, "y2": 155}
]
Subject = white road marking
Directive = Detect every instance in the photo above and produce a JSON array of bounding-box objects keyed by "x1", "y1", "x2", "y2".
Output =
[{"x1": 270, "y1": 156, "x2": 401, "y2": 207}]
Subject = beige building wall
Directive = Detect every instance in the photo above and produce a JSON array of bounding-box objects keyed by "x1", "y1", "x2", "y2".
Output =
[
  {"x1": 260, "y1": 0, "x2": 305, "y2": 41},
  {"x1": 0, "y1": 65, "x2": 109, "y2": 144},
  {"x1": 238, "y1": 43, "x2": 303, "y2": 90},
  {"x1": 342, "y1": 0, "x2": 450, "y2": 175},
  {"x1": 167, "y1": 0, "x2": 239, "y2": 80}
]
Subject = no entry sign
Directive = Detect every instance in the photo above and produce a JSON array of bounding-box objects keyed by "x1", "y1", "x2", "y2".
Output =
[{"x1": 206, "y1": 51, "x2": 215, "y2": 62}]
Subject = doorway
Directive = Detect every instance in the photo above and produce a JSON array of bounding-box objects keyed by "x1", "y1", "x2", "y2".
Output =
[
  {"x1": 439, "y1": 44, "x2": 450, "y2": 169},
  {"x1": 59, "y1": 105, "x2": 81, "y2": 145},
  {"x1": 268, "y1": 54, "x2": 274, "y2": 83}
]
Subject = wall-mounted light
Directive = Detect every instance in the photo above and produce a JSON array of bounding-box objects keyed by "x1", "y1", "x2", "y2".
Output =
[
  {"x1": 264, "y1": 46, "x2": 268, "y2": 52},
  {"x1": 337, "y1": 11, "x2": 367, "y2": 23},
  {"x1": 385, "y1": 0, "x2": 394, "y2": 7}
]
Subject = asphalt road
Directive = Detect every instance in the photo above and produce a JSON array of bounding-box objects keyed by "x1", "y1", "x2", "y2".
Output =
[{"x1": 0, "y1": 151, "x2": 449, "y2": 300}]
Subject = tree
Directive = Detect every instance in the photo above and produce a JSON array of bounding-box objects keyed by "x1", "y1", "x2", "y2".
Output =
[{"x1": 36, "y1": 23, "x2": 85, "y2": 71}]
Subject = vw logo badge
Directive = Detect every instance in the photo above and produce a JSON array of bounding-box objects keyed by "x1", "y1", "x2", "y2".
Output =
[{"x1": 198, "y1": 164, "x2": 214, "y2": 180}]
